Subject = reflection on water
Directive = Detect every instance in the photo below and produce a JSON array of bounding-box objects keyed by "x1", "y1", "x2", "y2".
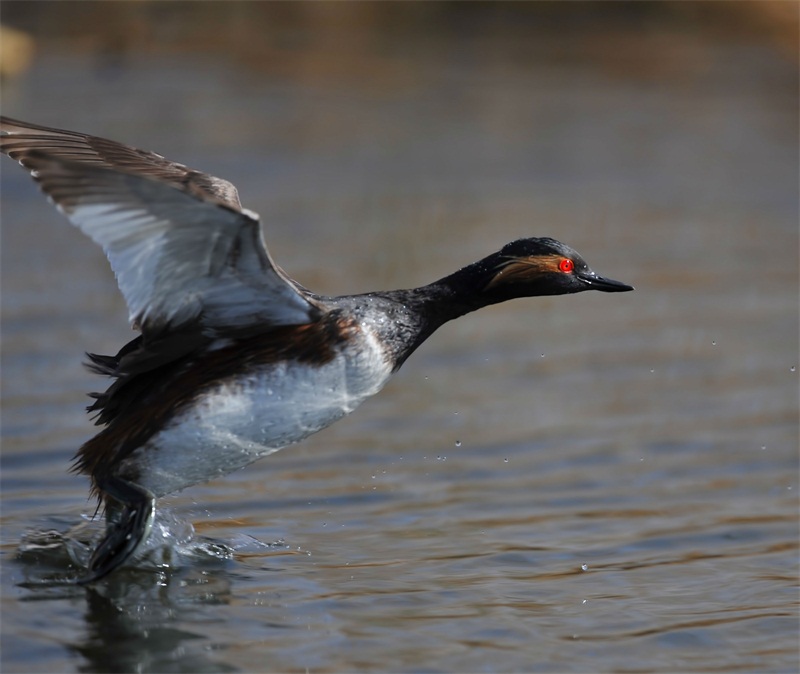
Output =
[{"x1": 1, "y1": 6, "x2": 798, "y2": 674}]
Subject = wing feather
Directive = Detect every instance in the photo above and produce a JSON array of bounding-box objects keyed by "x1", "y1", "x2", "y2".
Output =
[
  {"x1": 0, "y1": 116, "x2": 242, "y2": 209},
  {"x1": 1, "y1": 117, "x2": 320, "y2": 335}
]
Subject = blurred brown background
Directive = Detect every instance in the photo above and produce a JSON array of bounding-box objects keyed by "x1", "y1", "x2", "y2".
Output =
[{"x1": 2, "y1": 2, "x2": 797, "y2": 80}]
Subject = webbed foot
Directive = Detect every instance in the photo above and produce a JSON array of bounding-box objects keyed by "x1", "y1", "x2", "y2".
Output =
[{"x1": 77, "y1": 477, "x2": 155, "y2": 584}]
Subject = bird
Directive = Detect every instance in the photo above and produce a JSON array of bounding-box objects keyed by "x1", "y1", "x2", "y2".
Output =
[{"x1": 0, "y1": 116, "x2": 634, "y2": 583}]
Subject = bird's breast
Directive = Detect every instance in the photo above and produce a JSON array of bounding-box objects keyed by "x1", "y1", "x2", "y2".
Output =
[{"x1": 117, "y1": 326, "x2": 394, "y2": 497}]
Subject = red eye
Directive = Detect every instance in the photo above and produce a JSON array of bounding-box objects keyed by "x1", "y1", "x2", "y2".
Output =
[{"x1": 558, "y1": 258, "x2": 574, "y2": 273}]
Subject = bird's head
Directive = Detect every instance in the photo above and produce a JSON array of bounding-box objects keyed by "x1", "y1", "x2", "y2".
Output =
[{"x1": 482, "y1": 237, "x2": 634, "y2": 300}]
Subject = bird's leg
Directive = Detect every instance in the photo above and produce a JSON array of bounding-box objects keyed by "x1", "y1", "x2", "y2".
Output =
[{"x1": 77, "y1": 477, "x2": 155, "y2": 584}]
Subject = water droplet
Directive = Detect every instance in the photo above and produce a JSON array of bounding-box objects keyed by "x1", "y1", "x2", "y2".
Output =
[
  {"x1": 791, "y1": 366, "x2": 796, "y2": 373},
  {"x1": 540, "y1": 353, "x2": 545, "y2": 358},
  {"x1": 455, "y1": 440, "x2": 462, "y2": 447},
  {"x1": 503, "y1": 458, "x2": 509, "y2": 463},
  {"x1": 581, "y1": 564, "x2": 588, "y2": 571},
  {"x1": 711, "y1": 340, "x2": 717, "y2": 346},
  {"x1": 582, "y1": 599, "x2": 587, "y2": 604},
  {"x1": 761, "y1": 445, "x2": 767, "y2": 451},
  {"x1": 650, "y1": 368, "x2": 655, "y2": 373}
]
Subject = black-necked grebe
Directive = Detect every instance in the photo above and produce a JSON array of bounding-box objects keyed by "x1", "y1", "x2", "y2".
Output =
[{"x1": 1, "y1": 116, "x2": 633, "y2": 583}]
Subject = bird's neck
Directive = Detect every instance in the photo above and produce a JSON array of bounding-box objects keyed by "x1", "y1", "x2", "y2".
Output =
[{"x1": 338, "y1": 255, "x2": 504, "y2": 370}]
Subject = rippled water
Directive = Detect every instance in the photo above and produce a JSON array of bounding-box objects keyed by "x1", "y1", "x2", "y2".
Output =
[{"x1": 1, "y1": 14, "x2": 798, "y2": 674}]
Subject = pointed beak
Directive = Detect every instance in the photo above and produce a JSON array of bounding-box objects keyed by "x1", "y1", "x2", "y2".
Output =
[{"x1": 576, "y1": 270, "x2": 634, "y2": 293}]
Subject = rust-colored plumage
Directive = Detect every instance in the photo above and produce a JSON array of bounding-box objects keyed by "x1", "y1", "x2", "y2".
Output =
[
  {"x1": 485, "y1": 254, "x2": 567, "y2": 291},
  {"x1": 75, "y1": 314, "x2": 358, "y2": 495}
]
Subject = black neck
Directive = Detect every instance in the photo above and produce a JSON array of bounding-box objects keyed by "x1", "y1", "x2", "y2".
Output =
[{"x1": 332, "y1": 253, "x2": 508, "y2": 370}]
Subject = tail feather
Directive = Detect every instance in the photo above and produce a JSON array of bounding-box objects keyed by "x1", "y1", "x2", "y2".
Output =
[{"x1": 85, "y1": 351, "x2": 121, "y2": 376}]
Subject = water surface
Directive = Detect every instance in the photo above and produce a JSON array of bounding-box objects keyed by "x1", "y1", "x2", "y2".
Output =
[{"x1": 1, "y1": 12, "x2": 798, "y2": 673}]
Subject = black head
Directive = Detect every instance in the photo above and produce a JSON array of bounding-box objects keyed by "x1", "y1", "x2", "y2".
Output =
[{"x1": 482, "y1": 237, "x2": 634, "y2": 300}]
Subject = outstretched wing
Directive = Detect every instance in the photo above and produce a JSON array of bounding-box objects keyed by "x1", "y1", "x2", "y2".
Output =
[
  {"x1": 0, "y1": 116, "x2": 320, "y2": 335},
  {"x1": 0, "y1": 116, "x2": 243, "y2": 210}
]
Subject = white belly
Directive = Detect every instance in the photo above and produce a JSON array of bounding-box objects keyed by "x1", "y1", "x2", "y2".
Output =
[{"x1": 121, "y1": 334, "x2": 393, "y2": 497}]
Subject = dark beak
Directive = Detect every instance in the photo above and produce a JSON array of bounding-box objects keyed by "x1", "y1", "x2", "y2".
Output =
[{"x1": 577, "y1": 271, "x2": 634, "y2": 293}]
